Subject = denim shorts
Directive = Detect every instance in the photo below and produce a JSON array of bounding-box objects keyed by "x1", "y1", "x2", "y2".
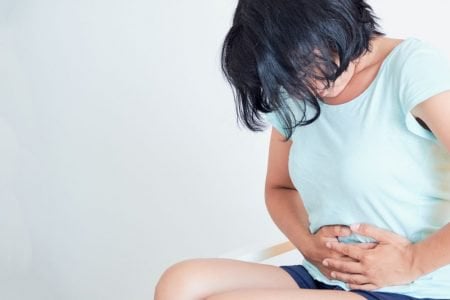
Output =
[{"x1": 279, "y1": 264, "x2": 442, "y2": 300}]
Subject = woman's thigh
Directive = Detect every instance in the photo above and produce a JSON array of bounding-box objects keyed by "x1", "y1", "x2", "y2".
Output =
[
  {"x1": 204, "y1": 288, "x2": 366, "y2": 300},
  {"x1": 154, "y1": 257, "x2": 300, "y2": 300}
]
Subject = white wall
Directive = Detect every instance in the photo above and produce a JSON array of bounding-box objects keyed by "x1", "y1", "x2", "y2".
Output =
[{"x1": 0, "y1": 1, "x2": 449, "y2": 299}]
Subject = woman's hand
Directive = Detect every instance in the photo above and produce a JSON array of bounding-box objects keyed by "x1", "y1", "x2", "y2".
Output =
[
  {"x1": 323, "y1": 223, "x2": 422, "y2": 290},
  {"x1": 302, "y1": 225, "x2": 376, "y2": 280}
]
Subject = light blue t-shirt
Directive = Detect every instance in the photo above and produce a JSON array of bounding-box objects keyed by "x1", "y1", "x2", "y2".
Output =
[{"x1": 265, "y1": 37, "x2": 450, "y2": 299}]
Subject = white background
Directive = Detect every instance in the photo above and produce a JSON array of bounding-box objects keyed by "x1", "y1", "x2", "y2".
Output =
[{"x1": 1, "y1": 0, "x2": 449, "y2": 299}]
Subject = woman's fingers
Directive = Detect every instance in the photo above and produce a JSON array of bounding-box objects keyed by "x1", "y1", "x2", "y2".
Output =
[
  {"x1": 350, "y1": 223, "x2": 408, "y2": 244},
  {"x1": 353, "y1": 242, "x2": 378, "y2": 249},
  {"x1": 318, "y1": 225, "x2": 352, "y2": 237},
  {"x1": 323, "y1": 258, "x2": 364, "y2": 274},
  {"x1": 338, "y1": 255, "x2": 359, "y2": 261},
  {"x1": 330, "y1": 271, "x2": 369, "y2": 285}
]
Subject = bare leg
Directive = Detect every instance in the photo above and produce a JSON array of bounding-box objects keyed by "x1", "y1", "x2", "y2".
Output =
[
  {"x1": 205, "y1": 288, "x2": 366, "y2": 300},
  {"x1": 153, "y1": 257, "x2": 365, "y2": 300},
  {"x1": 154, "y1": 257, "x2": 299, "y2": 300}
]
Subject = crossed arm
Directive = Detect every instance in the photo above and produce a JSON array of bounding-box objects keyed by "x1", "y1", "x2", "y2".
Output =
[
  {"x1": 325, "y1": 90, "x2": 450, "y2": 290},
  {"x1": 324, "y1": 222, "x2": 450, "y2": 290}
]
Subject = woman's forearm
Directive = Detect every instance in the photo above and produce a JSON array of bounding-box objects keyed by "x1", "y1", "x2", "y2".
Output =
[
  {"x1": 264, "y1": 187, "x2": 312, "y2": 253},
  {"x1": 412, "y1": 222, "x2": 450, "y2": 276}
]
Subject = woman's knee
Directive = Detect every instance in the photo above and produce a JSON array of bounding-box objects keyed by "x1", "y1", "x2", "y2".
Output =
[{"x1": 154, "y1": 258, "x2": 209, "y2": 300}]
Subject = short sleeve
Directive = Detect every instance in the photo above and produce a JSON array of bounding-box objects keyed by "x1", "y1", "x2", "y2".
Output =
[
  {"x1": 398, "y1": 41, "x2": 450, "y2": 141},
  {"x1": 264, "y1": 111, "x2": 289, "y2": 138}
]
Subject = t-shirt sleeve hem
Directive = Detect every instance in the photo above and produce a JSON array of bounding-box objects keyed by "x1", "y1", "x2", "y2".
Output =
[
  {"x1": 264, "y1": 112, "x2": 290, "y2": 139},
  {"x1": 403, "y1": 86, "x2": 450, "y2": 142}
]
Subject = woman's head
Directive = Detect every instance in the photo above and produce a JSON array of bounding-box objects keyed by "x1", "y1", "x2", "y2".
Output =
[
  {"x1": 314, "y1": 54, "x2": 361, "y2": 99},
  {"x1": 221, "y1": 0, "x2": 385, "y2": 141}
]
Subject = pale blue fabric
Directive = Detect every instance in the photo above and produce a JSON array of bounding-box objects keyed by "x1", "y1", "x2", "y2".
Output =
[{"x1": 265, "y1": 37, "x2": 450, "y2": 299}]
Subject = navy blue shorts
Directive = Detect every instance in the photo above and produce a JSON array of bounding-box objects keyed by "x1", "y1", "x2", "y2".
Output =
[{"x1": 279, "y1": 264, "x2": 442, "y2": 300}]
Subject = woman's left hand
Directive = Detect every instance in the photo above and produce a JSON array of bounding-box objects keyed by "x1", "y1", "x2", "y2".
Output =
[{"x1": 322, "y1": 223, "x2": 423, "y2": 290}]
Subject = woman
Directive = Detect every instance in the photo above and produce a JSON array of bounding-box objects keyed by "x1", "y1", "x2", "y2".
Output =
[{"x1": 154, "y1": 1, "x2": 450, "y2": 299}]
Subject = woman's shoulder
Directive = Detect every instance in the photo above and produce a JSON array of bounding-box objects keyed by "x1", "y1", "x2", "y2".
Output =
[{"x1": 388, "y1": 36, "x2": 449, "y2": 71}]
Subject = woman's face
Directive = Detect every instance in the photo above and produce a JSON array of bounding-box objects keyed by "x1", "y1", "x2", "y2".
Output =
[
  {"x1": 312, "y1": 53, "x2": 358, "y2": 99},
  {"x1": 315, "y1": 62, "x2": 356, "y2": 98}
]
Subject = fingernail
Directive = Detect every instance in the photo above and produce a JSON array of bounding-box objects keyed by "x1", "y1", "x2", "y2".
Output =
[
  {"x1": 322, "y1": 259, "x2": 329, "y2": 266},
  {"x1": 331, "y1": 272, "x2": 336, "y2": 278},
  {"x1": 326, "y1": 242, "x2": 331, "y2": 248},
  {"x1": 351, "y1": 223, "x2": 360, "y2": 231}
]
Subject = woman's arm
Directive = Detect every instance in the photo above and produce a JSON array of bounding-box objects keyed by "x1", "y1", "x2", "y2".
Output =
[
  {"x1": 410, "y1": 88, "x2": 450, "y2": 275},
  {"x1": 264, "y1": 187, "x2": 312, "y2": 251},
  {"x1": 322, "y1": 222, "x2": 450, "y2": 290},
  {"x1": 265, "y1": 128, "x2": 352, "y2": 256},
  {"x1": 264, "y1": 127, "x2": 312, "y2": 252},
  {"x1": 265, "y1": 186, "x2": 363, "y2": 280},
  {"x1": 265, "y1": 128, "x2": 357, "y2": 279},
  {"x1": 412, "y1": 223, "x2": 450, "y2": 276}
]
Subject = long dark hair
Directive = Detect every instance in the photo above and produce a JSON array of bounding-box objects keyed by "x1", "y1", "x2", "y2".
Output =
[{"x1": 220, "y1": 0, "x2": 385, "y2": 141}]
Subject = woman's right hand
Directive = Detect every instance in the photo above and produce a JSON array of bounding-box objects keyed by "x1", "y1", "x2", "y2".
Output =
[{"x1": 301, "y1": 225, "x2": 376, "y2": 280}]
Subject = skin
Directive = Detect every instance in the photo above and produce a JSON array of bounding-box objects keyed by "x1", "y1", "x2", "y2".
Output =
[
  {"x1": 154, "y1": 227, "x2": 367, "y2": 300},
  {"x1": 315, "y1": 36, "x2": 406, "y2": 104},
  {"x1": 324, "y1": 224, "x2": 420, "y2": 290}
]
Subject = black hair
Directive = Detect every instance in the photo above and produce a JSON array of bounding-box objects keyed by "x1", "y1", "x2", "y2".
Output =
[{"x1": 220, "y1": 0, "x2": 385, "y2": 141}]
